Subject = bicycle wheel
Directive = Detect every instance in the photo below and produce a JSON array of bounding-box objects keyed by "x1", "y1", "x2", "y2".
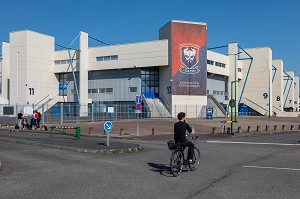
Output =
[
  {"x1": 188, "y1": 147, "x2": 200, "y2": 171},
  {"x1": 170, "y1": 151, "x2": 183, "y2": 177}
]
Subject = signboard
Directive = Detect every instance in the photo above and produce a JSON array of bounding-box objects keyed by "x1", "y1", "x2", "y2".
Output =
[
  {"x1": 171, "y1": 21, "x2": 207, "y2": 95},
  {"x1": 135, "y1": 103, "x2": 142, "y2": 113},
  {"x1": 104, "y1": 121, "x2": 113, "y2": 133},
  {"x1": 59, "y1": 84, "x2": 67, "y2": 90},
  {"x1": 136, "y1": 95, "x2": 142, "y2": 104},
  {"x1": 104, "y1": 121, "x2": 112, "y2": 147},
  {"x1": 229, "y1": 99, "x2": 236, "y2": 108},
  {"x1": 107, "y1": 107, "x2": 114, "y2": 113},
  {"x1": 24, "y1": 106, "x2": 34, "y2": 116}
]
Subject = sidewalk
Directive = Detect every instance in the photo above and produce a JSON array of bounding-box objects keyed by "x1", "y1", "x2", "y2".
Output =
[
  {"x1": 1, "y1": 116, "x2": 299, "y2": 142},
  {"x1": 46, "y1": 116, "x2": 300, "y2": 137},
  {"x1": 0, "y1": 130, "x2": 143, "y2": 154}
]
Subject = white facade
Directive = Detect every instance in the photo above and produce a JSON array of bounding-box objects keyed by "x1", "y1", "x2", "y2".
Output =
[
  {"x1": 0, "y1": 20, "x2": 299, "y2": 118},
  {"x1": 239, "y1": 47, "x2": 273, "y2": 116},
  {"x1": 272, "y1": 60, "x2": 284, "y2": 112}
]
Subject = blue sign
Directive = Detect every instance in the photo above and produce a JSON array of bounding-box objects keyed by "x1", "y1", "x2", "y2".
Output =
[
  {"x1": 59, "y1": 84, "x2": 67, "y2": 90},
  {"x1": 104, "y1": 121, "x2": 113, "y2": 133},
  {"x1": 136, "y1": 95, "x2": 142, "y2": 104}
]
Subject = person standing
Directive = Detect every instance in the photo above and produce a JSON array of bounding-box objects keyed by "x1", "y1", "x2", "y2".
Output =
[
  {"x1": 17, "y1": 111, "x2": 23, "y2": 128},
  {"x1": 33, "y1": 111, "x2": 39, "y2": 129},
  {"x1": 37, "y1": 111, "x2": 41, "y2": 129}
]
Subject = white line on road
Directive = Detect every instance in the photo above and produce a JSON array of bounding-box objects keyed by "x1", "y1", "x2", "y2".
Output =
[
  {"x1": 243, "y1": 166, "x2": 300, "y2": 171},
  {"x1": 206, "y1": 140, "x2": 300, "y2": 146}
]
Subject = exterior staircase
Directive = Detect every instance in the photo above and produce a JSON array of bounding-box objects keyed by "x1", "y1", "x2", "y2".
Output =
[
  {"x1": 144, "y1": 98, "x2": 172, "y2": 118},
  {"x1": 207, "y1": 95, "x2": 226, "y2": 117}
]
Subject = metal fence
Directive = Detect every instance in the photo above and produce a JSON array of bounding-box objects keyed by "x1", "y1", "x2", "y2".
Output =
[{"x1": 0, "y1": 103, "x2": 258, "y2": 125}]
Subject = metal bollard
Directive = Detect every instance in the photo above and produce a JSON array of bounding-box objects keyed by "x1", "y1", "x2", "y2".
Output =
[
  {"x1": 256, "y1": 126, "x2": 260, "y2": 132},
  {"x1": 274, "y1": 125, "x2": 277, "y2": 131},
  {"x1": 152, "y1": 128, "x2": 154, "y2": 135},
  {"x1": 212, "y1": 127, "x2": 216, "y2": 134},
  {"x1": 282, "y1": 125, "x2": 285, "y2": 130},
  {"x1": 227, "y1": 127, "x2": 231, "y2": 134},
  {"x1": 265, "y1": 125, "x2": 269, "y2": 131},
  {"x1": 237, "y1": 127, "x2": 242, "y2": 133},
  {"x1": 88, "y1": 127, "x2": 93, "y2": 134},
  {"x1": 120, "y1": 128, "x2": 125, "y2": 136},
  {"x1": 247, "y1": 126, "x2": 251, "y2": 132},
  {"x1": 290, "y1": 125, "x2": 294, "y2": 130}
]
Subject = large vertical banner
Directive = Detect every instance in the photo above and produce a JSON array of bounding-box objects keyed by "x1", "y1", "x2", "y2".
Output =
[{"x1": 172, "y1": 22, "x2": 207, "y2": 95}]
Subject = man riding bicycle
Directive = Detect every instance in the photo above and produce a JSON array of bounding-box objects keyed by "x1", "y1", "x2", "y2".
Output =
[{"x1": 174, "y1": 112, "x2": 195, "y2": 163}]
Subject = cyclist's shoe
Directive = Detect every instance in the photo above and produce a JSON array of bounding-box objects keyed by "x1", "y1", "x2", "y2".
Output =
[{"x1": 189, "y1": 159, "x2": 196, "y2": 164}]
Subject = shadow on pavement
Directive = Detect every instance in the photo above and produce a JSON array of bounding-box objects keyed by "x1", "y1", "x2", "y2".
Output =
[{"x1": 147, "y1": 162, "x2": 174, "y2": 177}]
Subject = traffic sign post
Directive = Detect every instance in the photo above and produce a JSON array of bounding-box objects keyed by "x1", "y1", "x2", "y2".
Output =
[
  {"x1": 135, "y1": 95, "x2": 142, "y2": 136},
  {"x1": 104, "y1": 121, "x2": 113, "y2": 146},
  {"x1": 136, "y1": 95, "x2": 142, "y2": 104}
]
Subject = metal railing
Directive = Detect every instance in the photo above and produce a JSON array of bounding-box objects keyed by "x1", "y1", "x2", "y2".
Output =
[{"x1": 0, "y1": 103, "x2": 261, "y2": 125}]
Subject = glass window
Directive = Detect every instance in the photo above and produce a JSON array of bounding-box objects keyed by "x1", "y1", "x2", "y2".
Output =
[
  {"x1": 104, "y1": 56, "x2": 110, "y2": 61},
  {"x1": 106, "y1": 88, "x2": 113, "y2": 93},
  {"x1": 111, "y1": 55, "x2": 118, "y2": 60},
  {"x1": 88, "y1": 89, "x2": 98, "y2": 93},
  {"x1": 96, "y1": 57, "x2": 104, "y2": 62},
  {"x1": 129, "y1": 87, "x2": 137, "y2": 92},
  {"x1": 61, "y1": 60, "x2": 66, "y2": 64},
  {"x1": 99, "y1": 88, "x2": 105, "y2": 93},
  {"x1": 55, "y1": 61, "x2": 60, "y2": 65}
]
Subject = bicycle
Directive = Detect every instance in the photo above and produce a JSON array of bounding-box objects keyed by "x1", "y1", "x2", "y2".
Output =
[{"x1": 167, "y1": 136, "x2": 201, "y2": 177}]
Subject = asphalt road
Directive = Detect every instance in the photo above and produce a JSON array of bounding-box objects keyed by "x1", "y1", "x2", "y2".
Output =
[{"x1": 0, "y1": 131, "x2": 299, "y2": 199}]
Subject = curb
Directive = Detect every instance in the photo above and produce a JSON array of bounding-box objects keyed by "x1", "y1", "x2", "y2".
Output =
[{"x1": 0, "y1": 137, "x2": 144, "y2": 154}]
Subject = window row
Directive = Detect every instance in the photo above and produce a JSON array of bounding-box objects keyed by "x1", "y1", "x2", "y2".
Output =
[
  {"x1": 215, "y1": 62, "x2": 226, "y2": 68},
  {"x1": 55, "y1": 59, "x2": 79, "y2": 65},
  {"x1": 96, "y1": 55, "x2": 118, "y2": 62},
  {"x1": 87, "y1": 87, "x2": 138, "y2": 94},
  {"x1": 212, "y1": 90, "x2": 228, "y2": 96},
  {"x1": 207, "y1": 60, "x2": 226, "y2": 68},
  {"x1": 88, "y1": 88, "x2": 113, "y2": 93}
]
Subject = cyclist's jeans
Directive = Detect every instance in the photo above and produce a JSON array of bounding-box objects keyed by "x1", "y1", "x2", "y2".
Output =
[{"x1": 182, "y1": 141, "x2": 194, "y2": 160}]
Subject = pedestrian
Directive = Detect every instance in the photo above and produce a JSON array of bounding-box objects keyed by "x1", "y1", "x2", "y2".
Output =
[
  {"x1": 37, "y1": 111, "x2": 41, "y2": 129},
  {"x1": 33, "y1": 111, "x2": 39, "y2": 129},
  {"x1": 21, "y1": 116, "x2": 29, "y2": 129},
  {"x1": 17, "y1": 111, "x2": 23, "y2": 128},
  {"x1": 29, "y1": 115, "x2": 36, "y2": 130}
]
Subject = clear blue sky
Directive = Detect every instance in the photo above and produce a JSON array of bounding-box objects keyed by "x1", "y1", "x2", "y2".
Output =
[{"x1": 1, "y1": 0, "x2": 299, "y2": 76}]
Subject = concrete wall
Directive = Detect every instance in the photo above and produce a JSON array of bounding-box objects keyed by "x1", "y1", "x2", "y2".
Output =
[
  {"x1": 294, "y1": 76, "x2": 299, "y2": 112},
  {"x1": 272, "y1": 60, "x2": 284, "y2": 112},
  {"x1": 9, "y1": 30, "x2": 57, "y2": 106},
  {"x1": 239, "y1": 47, "x2": 273, "y2": 116},
  {"x1": 79, "y1": 31, "x2": 89, "y2": 116},
  {"x1": 284, "y1": 71, "x2": 294, "y2": 109},
  {"x1": 53, "y1": 50, "x2": 79, "y2": 73},
  {"x1": 87, "y1": 40, "x2": 168, "y2": 71},
  {"x1": 1, "y1": 42, "x2": 10, "y2": 100}
]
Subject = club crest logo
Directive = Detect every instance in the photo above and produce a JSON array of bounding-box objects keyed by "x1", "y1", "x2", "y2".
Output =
[{"x1": 179, "y1": 44, "x2": 200, "y2": 74}]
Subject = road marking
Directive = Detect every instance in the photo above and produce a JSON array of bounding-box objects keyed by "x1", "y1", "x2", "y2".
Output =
[
  {"x1": 243, "y1": 166, "x2": 300, "y2": 171},
  {"x1": 206, "y1": 140, "x2": 300, "y2": 146}
]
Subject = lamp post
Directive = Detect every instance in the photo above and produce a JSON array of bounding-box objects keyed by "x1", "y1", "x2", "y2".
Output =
[{"x1": 228, "y1": 52, "x2": 243, "y2": 122}]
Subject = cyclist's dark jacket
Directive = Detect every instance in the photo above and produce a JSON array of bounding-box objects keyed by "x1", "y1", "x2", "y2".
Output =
[{"x1": 174, "y1": 121, "x2": 192, "y2": 143}]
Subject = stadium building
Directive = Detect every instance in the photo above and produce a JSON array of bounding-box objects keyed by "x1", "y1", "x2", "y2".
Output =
[{"x1": 0, "y1": 20, "x2": 299, "y2": 119}]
